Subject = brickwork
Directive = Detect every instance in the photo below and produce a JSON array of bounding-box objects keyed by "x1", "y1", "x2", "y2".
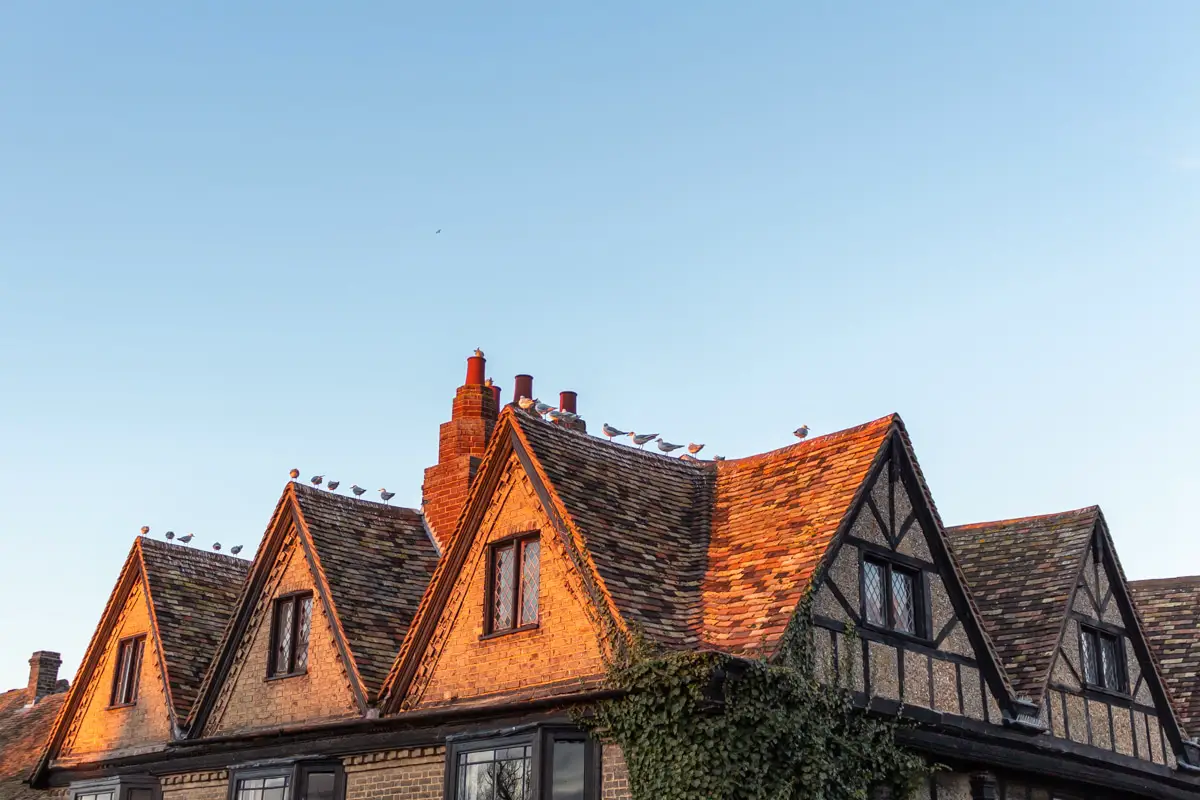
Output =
[
  {"x1": 407, "y1": 455, "x2": 607, "y2": 709},
  {"x1": 343, "y1": 747, "x2": 445, "y2": 800},
  {"x1": 59, "y1": 581, "x2": 172, "y2": 761},
  {"x1": 422, "y1": 382, "x2": 498, "y2": 550},
  {"x1": 205, "y1": 529, "x2": 358, "y2": 735},
  {"x1": 161, "y1": 771, "x2": 228, "y2": 800},
  {"x1": 601, "y1": 744, "x2": 631, "y2": 800}
]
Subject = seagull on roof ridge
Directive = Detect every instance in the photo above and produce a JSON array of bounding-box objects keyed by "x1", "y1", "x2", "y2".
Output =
[
  {"x1": 533, "y1": 400, "x2": 554, "y2": 416},
  {"x1": 680, "y1": 453, "x2": 701, "y2": 463},
  {"x1": 712, "y1": 455, "x2": 726, "y2": 461},
  {"x1": 602, "y1": 423, "x2": 628, "y2": 440},
  {"x1": 230, "y1": 545, "x2": 243, "y2": 555},
  {"x1": 327, "y1": 480, "x2": 340, "y2": 491},
  {"x1": 379, "y1": 488, "x2": 396, "y2": 504},
  {"x1": 794, "y1": 425, "x2": 810, "y2": 440},
  {"x1": 165, "y1": 531, "x2": 175, "y2": 540},
  {"x1": 687, "y1": 443, "x2": 704, "y2": 455},
  {"x1": 518, "y1": 396, "x2": 536, "y2": 411},
  {"x1": 310, "y1": 474, "x2": 324, "y2": 487},
  {"x1": 140, "y1": 526, "x2": 150, "y2": 536},
  {"x1": 351, "y1": 484, "x2": 366, "y2": 497},
  {"x1": 656, "y1": 438, "x2": 684, "y2": 454},
  {"x1": 475, "y1": 348, "x2": 484, "y2": 357},
  {"x1": 289, "y1": 468, "x2": 300, "y2": 480},
  {"x1": 629, "y1": 432, "x2": 658, "y2": 448},
  {"x1": 212, "y1": 543, "x2": 221, "y2": 551},
  {"x1": 178, "y1": 533, "x2": 195, "y2": 544}
]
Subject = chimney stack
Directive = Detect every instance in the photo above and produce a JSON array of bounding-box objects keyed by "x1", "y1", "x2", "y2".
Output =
[
  {"x1": 422, "y1": 352, "x2": 500, "y2": 551},
  {"x1": 513, "y1": 374, "x2": 533, "y2": 405},
  {"x1": 27, "y1": 651, "x2": 62, "y2": 703}
]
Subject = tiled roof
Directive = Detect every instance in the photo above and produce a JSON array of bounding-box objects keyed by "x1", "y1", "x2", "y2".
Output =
[
  {"x1": 512, "y1": 412, "x2": 714, "y2": 649},
  {"x1": 1131, "y1": 576, "x2": 1200, "y2": 734},
  {"x1": 138, "y1": 538, "x2": 249, "y2": 720},
  {"x1": 0, "y1": 687, "x2": 66, "y2": 800},
  {"x1": 946, "y1": 508, "x2": 1098, "y2": 700},
  {"x1": 703, "y1": 416, "x2": 895, "y2": 654},
  {"x1": 292, "y1": 484, "x2": 440, "y2": 695}
]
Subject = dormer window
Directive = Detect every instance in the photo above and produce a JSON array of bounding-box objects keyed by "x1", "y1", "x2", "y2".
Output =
[
  {"x1": 1081, "y1": 624, "x2": 1126, "y2": 693},
  {"x1": 862, "y1": 556, "x2": 924, "y2": 637},
  {"x1": 486, "y1": 534, "x2": 540, "y2": 635},
  {"x1": 109, "y1": 635, "x2": 144, "y2": 707},
  {"x1": 268, "y1": 592, "x2": 313, "y2": 678}
]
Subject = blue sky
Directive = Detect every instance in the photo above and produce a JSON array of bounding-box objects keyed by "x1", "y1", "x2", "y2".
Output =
[{"x1": 1, "y1": 2, "x2": 1198, "y2": 690}]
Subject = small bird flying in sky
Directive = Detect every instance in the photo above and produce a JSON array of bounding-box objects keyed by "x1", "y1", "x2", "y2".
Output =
[
  {"x1": 793, "y1": 425, "x2": 810, "y2": 440},
  {"x1": 289, "y1": 468, "x2": 300, "y2": 480},
  {"x1": 179, "y1": 533, "x2": 195, "y2": 544},
  {"x1": 379, "y1": 488, "x2": 396, "y2": 504},
  {"x1": 327, "y1": 480, "x2": 340, "y2": 492},
  {"x1": 311, "y1": 475, "x2": 324, "y2": 487},
  {"x1": 436, "y1": 229, "x2": 442, "y2": 234},
  {"x1": 687, "y1": 443, "x2": 705, "y2": 455},
  {"x1": 656, "y1": 439, "x2": 684, "y2": 454},
  {"x1": 601, "y1": 423, "x2": 628, "y2": 440},
  {"x1": 351, "y1": 485, "x2": 366, "y2": 497},
  {"x1": 230, "y1": 545, "x2": 243, "y2": 555},
  {"x1": 629, "y1": 432, "x2": 658, "y2": 448}
]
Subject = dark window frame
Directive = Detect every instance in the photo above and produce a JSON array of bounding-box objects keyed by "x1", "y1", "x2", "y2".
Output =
[
  {"x1": 267, "y1": 591, "x2": 314, "y2": 679},
  {"x1": 1080, "y1": 623, "x2": 1128, "y2": 695},
  {"x1": 227, "y1": 761, "x2": 344, "y2": 800},
  {"x1": 108, "y1": 635, "x2": 146, "y2": 708},
  {"x1": 483, "y1": 532, "x2": 541, "y2": 637},
  {"x1": 860, "y1": 555, "x2": 927, "y2": 640},
  {"x1": 70, "y1": 775, "x2": 160, "y2": 800},
  {"x1": 445, "y1": 726, "x2": 600, "y2": 800}
]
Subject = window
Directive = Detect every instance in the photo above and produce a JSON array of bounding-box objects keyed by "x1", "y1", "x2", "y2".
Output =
[
  {"x1": 229, "y1": 763, "x2": 342, "y2": 800},
  {"x1": 76, "y1": 793, "x2": 114, "y2": 800},
  {"x1": 269, "y1": 592, "x2": 313, "y2": 678},
  {"x1": 235, "y1": 777, "x2": 289, "y2": 800},
  {"x1": 70, "y1": 776, "x2": 158, "y2": 800},
  {"x1": 1081, "y1": 625, "x2": 1126, "y2": 692},
  {"x1": 450, "y1": 729, "x2": 596, "y2": 800},
  {"x1": 109, "y1": 636, "x2": 145, "y2": 707},
  {"x1": 487, "y1": 535, "x2": 540, "y2": 634},
  {"x1": 862, "y1": 557, "x2": 922, "y2": 637}
]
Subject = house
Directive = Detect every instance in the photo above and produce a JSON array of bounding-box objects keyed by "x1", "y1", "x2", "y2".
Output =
[
  {"x1": 4, "y1": 351, "x2": 1199, "y2": 800},
  {"x1": 0, "y1": 653, "x2": 68, "y2": 800}
]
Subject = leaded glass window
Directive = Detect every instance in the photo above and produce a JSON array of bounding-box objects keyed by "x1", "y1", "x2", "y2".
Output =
[
  {"x1": 1081, "y1": 625, "x2": 1126, "y2": 692},
  {"x1": 488, "y1": 535, "x2": 540, "y2": 634},
  {"x1": 269, "y1": 593, "x2": 313, "y2": 677},
  {"x1": 109, "y1": 636, "x2": 144, "y2": 706},
  {"x1": 891, "y1": 569, "x2": 915, "y2": 634},
  {"x1": 863, "y1": 561, "x2": 886, "y2": 627},
  {"x1": 520, "y1": 540, "x2": 540, "y2": 626},
  {"x1": 862, "y1": 556, "x2": 924, "y2": 638},
  {"x1": 492, "y1": 544, "x2": 516, "y2": 631}
]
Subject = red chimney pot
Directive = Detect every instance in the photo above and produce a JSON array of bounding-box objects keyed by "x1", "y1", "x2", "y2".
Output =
[
  {"x1": 490, "y1": 383, "x2": 502, "y2": 408},
  {"x1": 513, "y1": 374, "x2": 533, "y2": 404},
  {"x1": 465, "y1": 353, "x2": 486, "y2": 386},
  {"x1": 559, "y1": 391, "x2": 578, "y2": 414}
]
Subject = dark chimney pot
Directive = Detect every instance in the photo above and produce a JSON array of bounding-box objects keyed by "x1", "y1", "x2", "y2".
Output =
[
  {"x1": 559, "y1": 391, "x2": 578, "y2": 414},
  {"x1": 490, "y1": 383, "x2": 502, "y2": 408},
  {"x1": 465, "y1": 353, "x2": 486, "y2": 386},
  {"x1": 27, "y1": 651, "x2": 62, "y2": 703},
  {"x1": 513, "y1": 374, "x2": 533, "y2": 405}
]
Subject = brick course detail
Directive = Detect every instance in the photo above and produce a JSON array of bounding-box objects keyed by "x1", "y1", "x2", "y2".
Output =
[{"x1": 343, "y1": 748, "x2": 444, "y2": 800}]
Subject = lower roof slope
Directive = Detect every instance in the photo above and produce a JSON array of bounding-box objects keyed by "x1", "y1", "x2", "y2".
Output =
[
  {"x1": 947, "y1": 507, "x2": 1098, "y2": 700},
  {"x1": 1131, "y1": 576, "x2": 1200, "y2": 735},
  {"x1": 0, "y1": 688, "x2": 66, "y2": 800},
  {"x1": 138, "y1": 538, "x2": 249, "y2": 719}
]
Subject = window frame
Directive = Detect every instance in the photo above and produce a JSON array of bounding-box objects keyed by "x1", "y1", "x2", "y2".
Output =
[
  {"x1": 860, "y1": 554, "x2": 927, "y2": 640},
  {"x1": 227, "y1": 761, "x2": 344, "y2": 800},
  {"x1": 70, "y1": 775, "x2": 159, "y2": 800},
  {"x1": 483, "y1": 532, "x2": 541, "y2": 637},
  {"x1": 108, "y1": 634, "x2": 146, "y2": 708},
  {"x1": 445, "y1": 726, "x2": 600, "y2": 800},
  {"x1": 267, "y1": 591, "x2": 314, "y2": 679},
  {"x1": 1080, "y1": 623, "x2": 1128, "y2": 695}
]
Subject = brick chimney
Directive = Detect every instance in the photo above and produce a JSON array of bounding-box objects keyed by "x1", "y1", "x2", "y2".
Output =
[
  {"x1": 27, "y1": 651, "x2": 62, "y2": 703},
  {"x1": 422, "y1": 351, "x2": 500, "y2": 551}
]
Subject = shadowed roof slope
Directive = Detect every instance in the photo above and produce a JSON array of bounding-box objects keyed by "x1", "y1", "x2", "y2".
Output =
[
  {"x1": 947, "y1": 507, "x2": 1098, "y2": 700},
  {"x1": 0, "y1": 687, "x2": 66, "y2": 800},
  {"x1": 292, "y1": 483, "x2": 440, "y2": 694},
  {"x1": 511, "y1": 411, "x2": 714, "y2": 649},
  {"x1": 138, "y1": 538, "x2": 249, "y2": 720},
  {"x1": 1131, "y1": 576, "x2": 1200, "y2": 734},
  {"x1": 703, "y1": 415, "x2": 895, "y2": 654}
]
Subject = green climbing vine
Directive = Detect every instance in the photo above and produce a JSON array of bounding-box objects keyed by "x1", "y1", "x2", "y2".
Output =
[{"x1": 574, "y1": 599, "x2": 930, "y2": 800}]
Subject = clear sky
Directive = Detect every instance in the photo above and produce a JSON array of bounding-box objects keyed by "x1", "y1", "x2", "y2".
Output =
[{"x1": 1, "y1": 2, "x2": 1198, "y2": 691}]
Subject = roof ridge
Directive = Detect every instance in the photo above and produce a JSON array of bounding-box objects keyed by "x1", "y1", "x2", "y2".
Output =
[
  {"x1": 712, "y1": 414, "x2": 898, "y2": 468},
  {"x1": 288, "y1": 481, "x2": 422, "y2": 516},
  {"x1": 136, "y1": 536, "x2": 248, "y2": 565},
  {"x1": 1131, "y1": 575, "x2": 1200, "y2": 588},
  {"x1": 947, "y1": 505, "x2": 1100, "y2": 533}
]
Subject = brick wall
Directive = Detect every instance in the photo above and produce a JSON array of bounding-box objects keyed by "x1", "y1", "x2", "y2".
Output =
[
  {"x1": 601, "y1": 744, "x2": 631, "y2": 800},
  {"x1": 161, "y1": 771, "x2": 228, "y2": 800},
  {"x1": 205, "y1": 530, "x2": 359, "y2": 735},
  {"x1": 407, "y1": 455, "x2": 608, "y2": 709},
  {"x1": 58, "y1": 581, "x2": 172, "y2": 761},
  {"x1": 343, "y1": 748, "x2": 444, "y2": 800}
]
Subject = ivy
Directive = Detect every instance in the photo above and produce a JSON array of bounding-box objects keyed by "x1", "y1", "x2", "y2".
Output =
[{"x1": 575, "y1": 600, "x2": 931, "y2": 800}]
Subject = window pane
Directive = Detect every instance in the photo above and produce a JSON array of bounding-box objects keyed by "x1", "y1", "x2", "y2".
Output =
[
  {"x1": 275, "y1": 600, "x2": 294, "y2": 675},
  {"x1": 129, "y1": 639, "x2": 144, "y2": 703},
  {"x1": 551, "y1": 740, "x2": 586, "y2": 800},
  {"x1": 1081, "y1": 630, "x2": 1098, "y2": 684},
  {"x1": 303, "y1": 773, "x2": 335, "y2": 800},
  {"x1": 891, "y1": 569, "x2": 916, "y2": 634},
  {"x1": 295, "y1": 596, "x2": 313, "y2": 672},
  {"x1": 863, "y1": 561, "x2": 886, "y2": 627},
  {"x1": 128, "y1": 788, "x2": 154, "y2": 800},
  {"x1": 519, "y1": 540, "x2": 540, "y2": 627},
  {"x1": 456, "y1": 745, "x2": 532, "y2": 800},
  {"x1": 1100, "y1": 634, "x2": 1121, "y2": 690},
  {"x1": 492, "y1": 544, "x2": 516, "y2": 631}
]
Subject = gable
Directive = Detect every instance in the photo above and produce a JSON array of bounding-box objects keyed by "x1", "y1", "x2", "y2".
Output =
[
  {"x1": 57, "y1": 579, "x2": 172, "y2": 763},
  {"x1": 810, "y1": 438, "x2": 1009, "y2": 726},
  {"x1": 202, "y1": 526, "x2": 359, "y2": 736},
  {"x1": 400, "y1": 453, "x2": 610, "y2": 711}
]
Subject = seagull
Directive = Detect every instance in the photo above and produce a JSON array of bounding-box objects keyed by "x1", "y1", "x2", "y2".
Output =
[
  {"x1": 713, "y1": 455, "x2": 726, "y2": 462},
  {"x1": 289, "y1": 468, "x2": 300, "y2": 480},
  {"x1": 533, "y1": 400, "x2": 554, "y2": 416},
  {"x1": 629, "y1": 432, "x2": 658, "y2": 449},
  {"x1": 680, "y1": 453, "x2": 701, "y2": 463},
  {"x1": 178, "y1": 533, "x2": 195, "y2": 544},
  {"x1": 351, "y1": 484, "x2": 366, "y2": 497},
  {"x1": 687, "y1": 443, "x2": 705, "y2": 455},
  {"x1": 165, "y1": 531, "x2": 176, "y2": 540},
  {"x1": 656, "y1": 438, "x2": 684, "y2": 454},
  {"x1": 793, "y1": 425, "x2": 810, "y2": 440},
  {"x1": 230, "y1": 545, "x2": 243, "y2": 555},
  {"x1": 436, "y1": 229, "x2": 442, "y2": 234},
  {"x1": 518, "y1": 396, "x2": 536, "y2": 411},
  {"x1": 310, "y1": 475, "x2": 324, "y2": 487},
  {"x1": 327, "y1": 480, "x2": 340, "y2": 492},
  {"x1": 547, "y1": 409, "x2": 579, "y2": 423},
  {"x1": 602, "y1": 423, "x2": 629, "y2": 440},
  {"x1": 379, "y1": 488, "x2": 396, "y2": 504},
  {"x1": 140, "y1": 526, "x2": 150, "y2": 536},
  {"x1": 212, "y1": 543, "x2": 222, "y2": 551},
  {"x1": 474, "y1": 348, "x2": 484, "y2": 357}
]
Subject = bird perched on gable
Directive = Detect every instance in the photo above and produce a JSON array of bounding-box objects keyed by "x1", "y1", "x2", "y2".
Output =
[
  {"x1": 178, "y1": 533, "x2": 195, "y2": 544},
  {"x1": 230, "y1": 545, "x2": 243, "y2": 555},
  {"x1": 327, "y1": 480, "x2": 340, "y2": 492},
  {"x1": 140, "y1": 526, "x2": 149, "y2": 536},
  {"x1": 687, "y1": 443, "x2": 704, "y2": 455},
  {"x1": 629, "y1": 432, "x2": 658, "y2": 448},
  {"x1": 656, "y1": 438, "x2": 684, "y2": 454},
  {"x1": 212, "y1": 543, "x2": 221, "y2": 551},
  {"x1": 518, "y1": 396, "x2": 536, "y2": 411},
  {"x1": 310, "y1": 475, "x2": 324, "y2": 487},
  {"x1": 602, "y1": 423, "x2": 628, "y2": 440},
  {"x1": 351, "y1": 484, "x2": 366, "y2": 497},
  {"x1": 680, "y1": 453, "x2": 701, "y2": 463},
  {"x1": 289, "y1": 468, "x2": 300, "y2": 480},
  {"x1": 165, "y1": 531, "x2": 176, "y2": 540},
  {"x1": 547, "y1": 409, "x2": 578, "y2": 424},
  {"x1": 793, "y1": 425, "x2": 810, "y2": 440},
  {"x1": 379, "y1": 488, "x2": 396, "y2": 504},
  {"x1": 712, "y1": 455, "x2": 726, "y2": 462},
  {"x1": 534, "y1": 400, "x2": 554, "y2": 416}
]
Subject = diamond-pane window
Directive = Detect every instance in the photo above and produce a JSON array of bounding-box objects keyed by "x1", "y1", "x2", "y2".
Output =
[
  {"x1": 892, "y1": 569, "x2": 915, "y2": 634},
  {"x1": 863, "y1": 561, "x2": 886, "y2": 627},
  {"x1": 1080, "y1": 629, "x2": 1097, "y2": 684},
  {"x1": 295, "y1": 595, "x2": 313, "y2": 671},
  {"x1": 519, "y1": 540, "x2": 540, "y2": 626},
  {"x1": 269, "y1": 592, "x2": 313, "y2": 677},
  {"x1": 863, "y1": 556, "x2": 923, "y2": 637},
  {"x1": 1081, "y1": 625, "x2": 1125, "y2": 692},
  {"x1": 488, "y1": 535, "x2": 540, "y2": 634},
  {"x1": 492, "y1": 544, "x2": 516, "y2": 631}
]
